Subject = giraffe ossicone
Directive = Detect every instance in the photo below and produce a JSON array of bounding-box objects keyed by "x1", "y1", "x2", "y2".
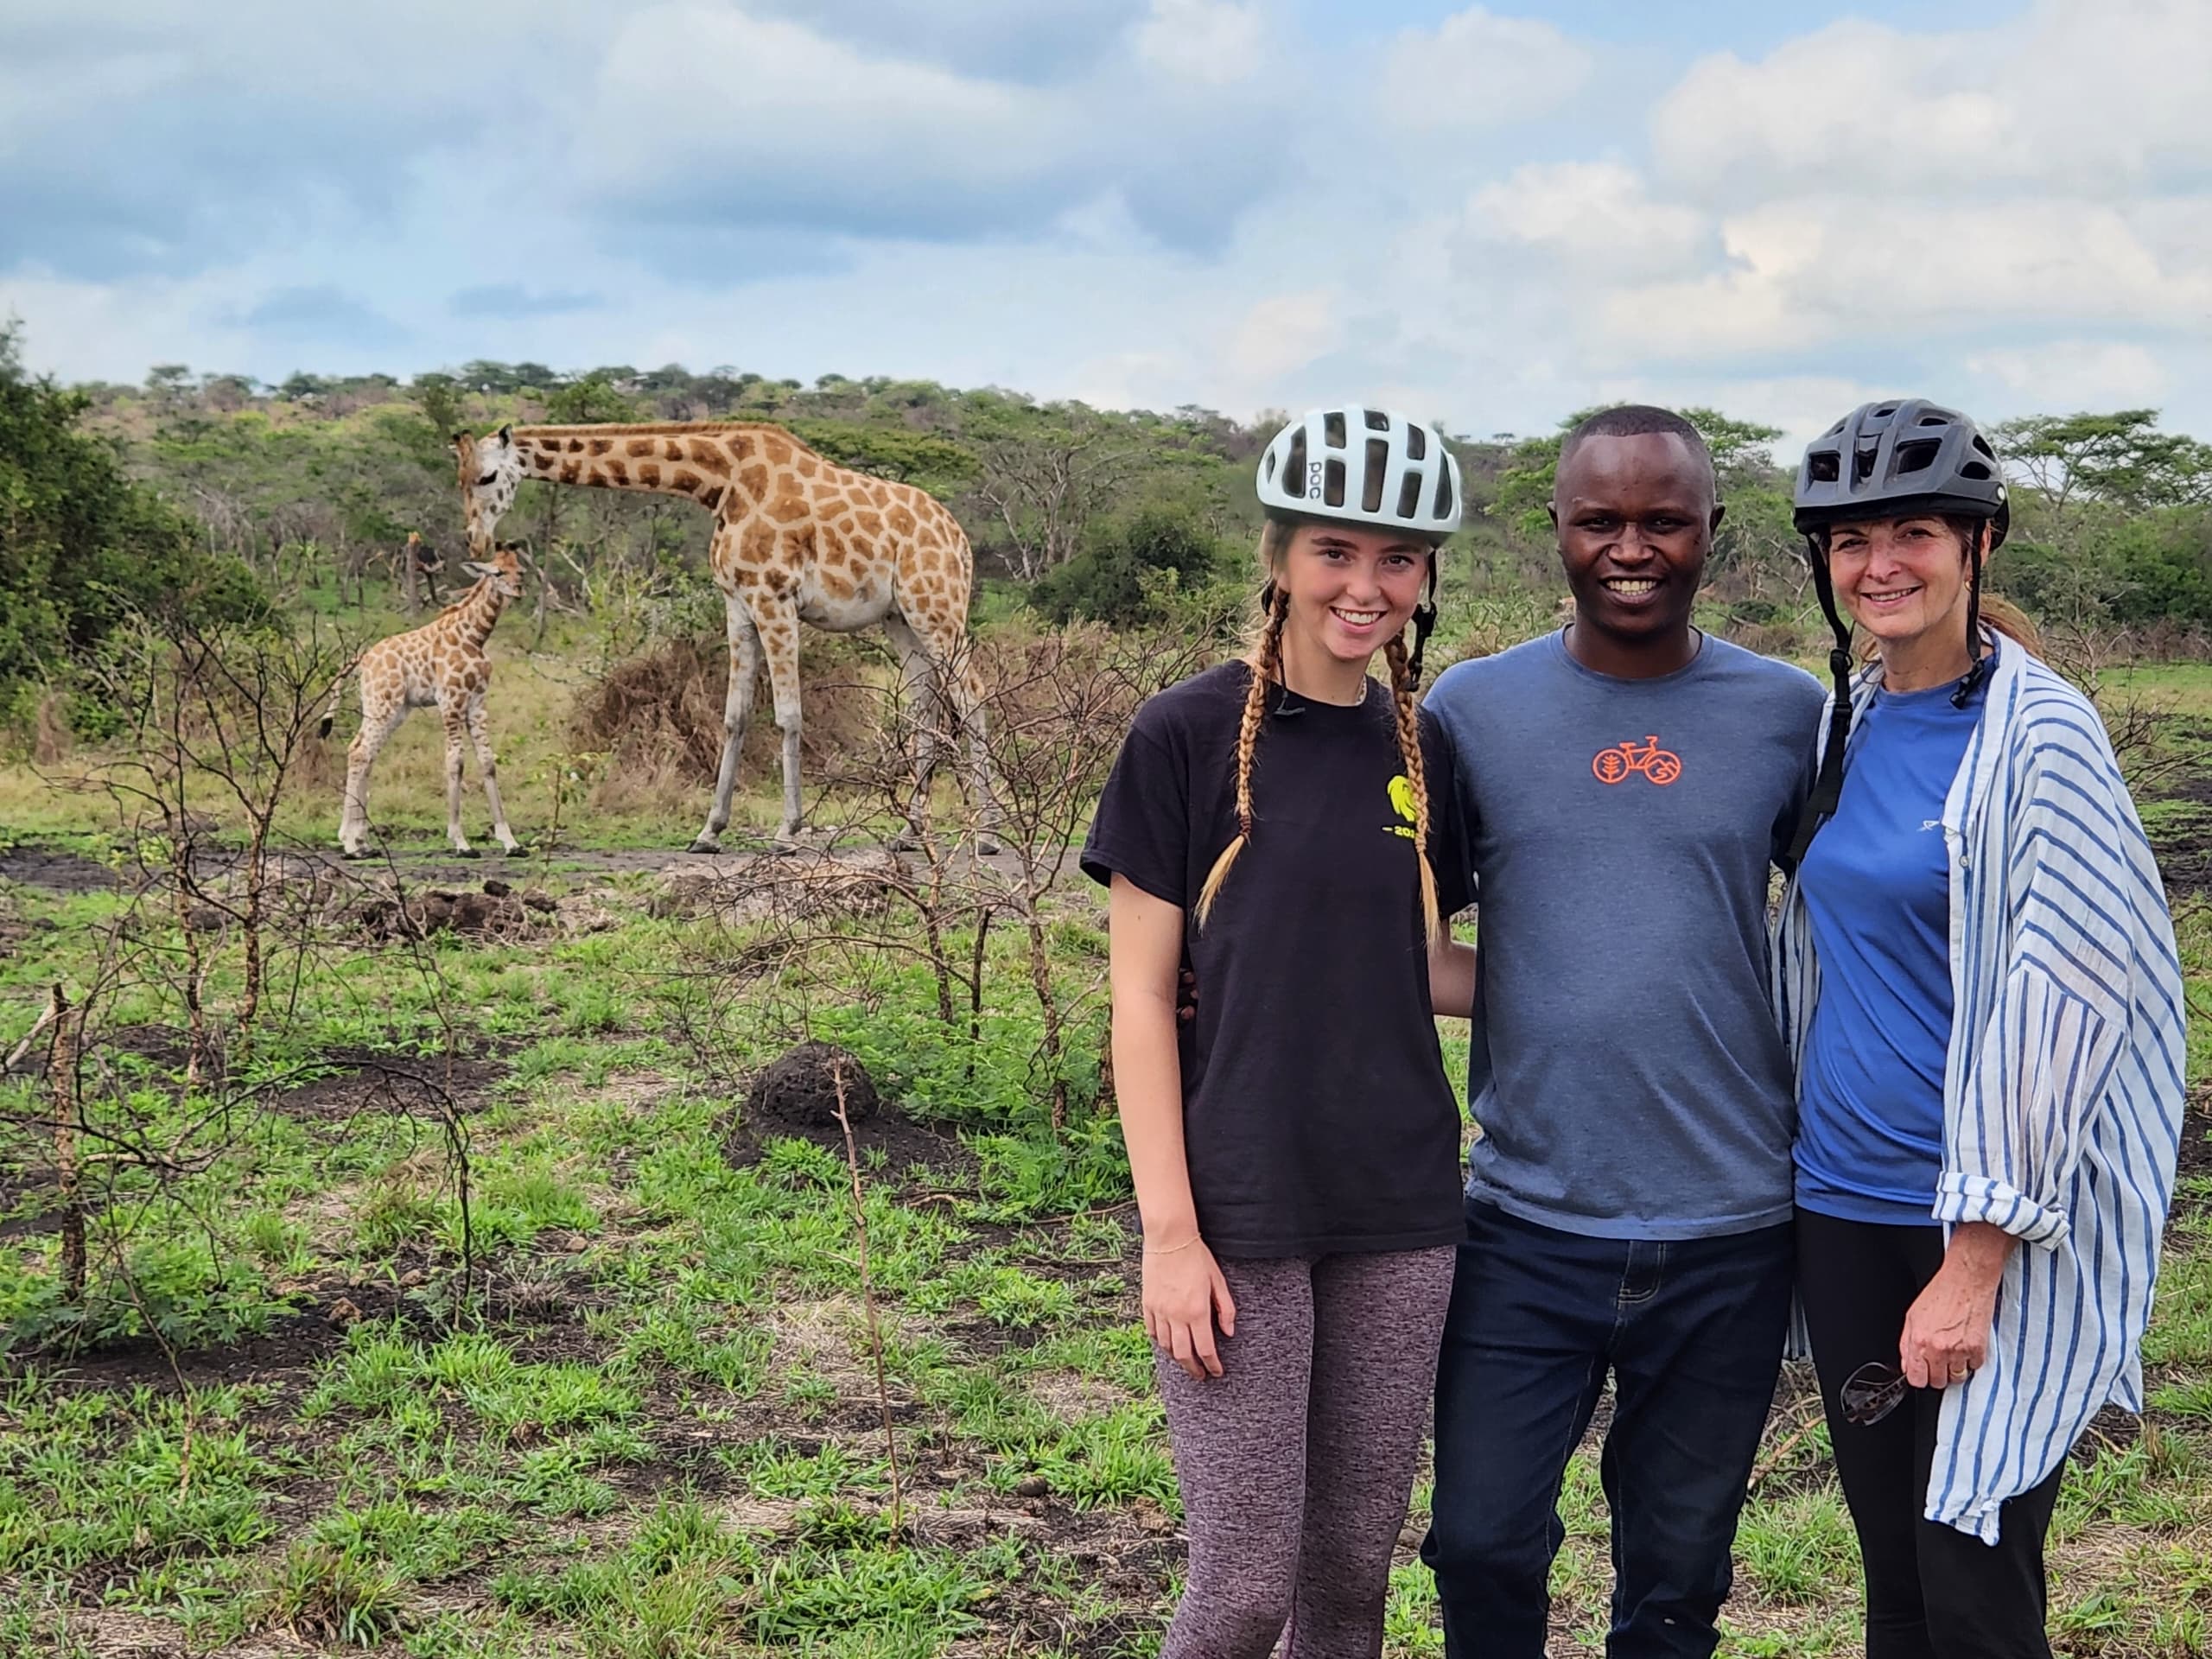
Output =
[
  {"x1": 454, "y1": 421, "x2": 1000, "y2": 855},
  {"x1": 324, "y1": 543, "x2": 527, "y2": 860}
]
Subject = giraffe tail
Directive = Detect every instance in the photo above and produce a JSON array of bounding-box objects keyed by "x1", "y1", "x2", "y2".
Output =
[{"x1": 319, "y1": 669, "x2": 348, "y2": 740}]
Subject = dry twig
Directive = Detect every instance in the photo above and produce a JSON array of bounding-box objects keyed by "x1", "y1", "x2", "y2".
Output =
[{"x1": 831, "y1": 1058, "x2": 904, "y2": 1531}]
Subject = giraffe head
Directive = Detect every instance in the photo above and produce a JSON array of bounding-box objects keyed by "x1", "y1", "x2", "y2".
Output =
[
  {"x1": 455, "y1": 426, "x2": 524, "y2": 554},
  {"x1": 460, "y1": 543, "x2": 526, "y2": 601}
]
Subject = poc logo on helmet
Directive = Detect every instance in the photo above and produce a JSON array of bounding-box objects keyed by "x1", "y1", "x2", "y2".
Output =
[{"x1": 1306, "y1": 461, "x2": 1325, "y2": 500}]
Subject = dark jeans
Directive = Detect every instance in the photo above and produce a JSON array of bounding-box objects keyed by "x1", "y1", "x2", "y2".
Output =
[
  {"x1": 1796, "y1": 1209, "x2": 2066, "y2": 1659},
  {"x1": 1422, "y1": 1198, "x2": 1793, "y2": 1658}
]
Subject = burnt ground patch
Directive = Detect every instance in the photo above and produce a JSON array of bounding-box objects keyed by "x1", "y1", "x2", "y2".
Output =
[
  {"x1": 2178, "y1": 1088, "x2": 2212, "y2": 1194},
  {"x1": 0, "y1": 842, "x2": 119, "y2": 893},
  {"x1": 260, "y1": 1051, "x2": 509, "y2": 1122}
]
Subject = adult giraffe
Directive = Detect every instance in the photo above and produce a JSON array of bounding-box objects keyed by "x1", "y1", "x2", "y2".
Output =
[{"x1": 454, "y1": 423, "x2": 997, "y2": 854}]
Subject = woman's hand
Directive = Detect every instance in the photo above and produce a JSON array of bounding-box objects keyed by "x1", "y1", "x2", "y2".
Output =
[
  {"x1": 1899, "y1": 1222, "x2": 2012, "y2": 1389},
  {"x1": 1143, "y1": 1238, "x2": 1237, "y2": 1381}
]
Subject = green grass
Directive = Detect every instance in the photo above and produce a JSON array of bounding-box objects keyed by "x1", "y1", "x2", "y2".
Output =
[{"x1": 4, "y1": 655, "x2": 2212, "y2": 1655}]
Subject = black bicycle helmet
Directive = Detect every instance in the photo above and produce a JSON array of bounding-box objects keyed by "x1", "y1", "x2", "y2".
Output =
[
  {"x1": 1793, "y1": 398, "x2": 2010, "y2": 543},
  {"x1": 1785, "y1": 399, "x2": 2012, "y2": 866}
]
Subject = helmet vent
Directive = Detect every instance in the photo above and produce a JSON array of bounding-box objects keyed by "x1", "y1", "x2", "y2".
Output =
[
  {"x1": 1895, "y1": 439, "x2": 1939, "y2": 475},
  {"x1": 1255, "y1": 405, "x2": 1464, "y2": 537},
  {"x1": 1960, "y1": 459, "x2": 1993, "y2": 480},
  {"x1": 1853, "y1": 447, "x2": 1878, "y2": 484},
  {"x1": 1918, "y1": 412, "x2": 1948, "y2": 427},
  {"x1": 1808, "y1": 451, "x2": 1840, "y2": 483}
]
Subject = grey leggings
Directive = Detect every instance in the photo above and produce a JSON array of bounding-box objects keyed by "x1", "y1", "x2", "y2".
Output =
[{"x1": 1157, "y1": 1247, "x2": 1458, "y2": 1659}]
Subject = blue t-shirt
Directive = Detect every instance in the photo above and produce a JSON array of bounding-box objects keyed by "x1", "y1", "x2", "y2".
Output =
[
  {"x1": 1794, "y1": 667, "x2": 1986, "y2": 1225},
  {"x1": 1425, "y1": 632, "x2": 1825, "y2": 1240}
]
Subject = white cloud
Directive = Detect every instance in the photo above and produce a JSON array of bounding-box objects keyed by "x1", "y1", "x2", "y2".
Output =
[
  {"x1": 4, "y1": 0, "x2": 2212, "y2": 452},
  {"x1": 578, "y1": 5, "x2": 1064, "y2": 221},
  {"x1": 1465, "y1": 162, "x2": 1707, "y2": 279},
  {"x1": 1652, "y1": 0, "x2": 2212, "y2": 199},
  {"x1": 1965, "y1": 340, "x2": 2171, "y2": 408},
  {"x1": 1597, "y1": 196, "x2": 2212, "y2": 358},
  {"x1": 1225, "y1": 289, "x2": 1342, "y2": 385},
  {"x1": 1377, "y1": 6, "x2": 1592, "y2": 130},
  {"x1": 1134, "y1": 0, "x2": 1265, "y2": 85}
]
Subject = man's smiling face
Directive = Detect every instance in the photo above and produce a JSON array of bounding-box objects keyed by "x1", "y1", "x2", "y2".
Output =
[{"x1": 1550, "y1": 432, "x2": 1718, "y2": 652}]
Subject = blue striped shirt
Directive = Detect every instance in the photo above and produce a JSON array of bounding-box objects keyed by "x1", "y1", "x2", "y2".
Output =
[{"x1": 1774, "y1": 643, "x2": 2188, "y2": 1542}]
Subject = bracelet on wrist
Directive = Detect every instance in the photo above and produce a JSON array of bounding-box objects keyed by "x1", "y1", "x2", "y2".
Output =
[{"x1": 1143, "y1": 1233, "x2": 1203, "y2": 1256}]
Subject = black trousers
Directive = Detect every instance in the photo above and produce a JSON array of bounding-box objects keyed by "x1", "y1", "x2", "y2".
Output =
[{"x1": 1796, "y1": 1208, "x2": 2067, "y2": 1659}]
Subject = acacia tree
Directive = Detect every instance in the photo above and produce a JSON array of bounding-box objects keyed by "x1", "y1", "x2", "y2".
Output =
[
  {"x1": 1990, "y1": 411, "x2": 2212, "y2": 635},
  {"x1": 970, "y1": 412, "x2": 1141, "y2": 581},
  {"x1": 1995, "y1": 410, "x2": 2212, "y2": 515}
]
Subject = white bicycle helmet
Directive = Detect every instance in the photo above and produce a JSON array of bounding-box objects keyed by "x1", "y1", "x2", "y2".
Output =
[{"x1": 1255, "y1": 405, "x2": 1463, "y2": 537}]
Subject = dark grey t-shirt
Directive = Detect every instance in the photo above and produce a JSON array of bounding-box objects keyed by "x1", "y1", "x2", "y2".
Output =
[
  {"x1": 1082, "y1": 663, "x2": 1471, "y2": 1258},
  {"x1": 1425, "y1": 631, "x2": 1824, "y2": 1240}
]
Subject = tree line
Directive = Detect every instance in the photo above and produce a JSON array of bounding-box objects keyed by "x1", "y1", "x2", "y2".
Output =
[{"x1": 6, "y1": 333, "x2": 2209, "y2": 722}]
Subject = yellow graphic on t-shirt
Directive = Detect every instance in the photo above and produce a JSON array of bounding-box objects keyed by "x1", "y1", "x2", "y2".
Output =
[{"x1": 1386, "y1": 773, "x2": 1417, "y2": 840}]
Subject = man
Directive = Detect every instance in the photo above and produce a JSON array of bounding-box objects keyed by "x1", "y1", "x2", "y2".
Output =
[{"x1": 1420, "y1": 406, "x2": 1825, "y2": 1656}]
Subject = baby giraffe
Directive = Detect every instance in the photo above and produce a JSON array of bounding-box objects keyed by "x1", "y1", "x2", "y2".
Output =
[{"x1": 323, "y1": 544, "x2": 526, "y2": 858}]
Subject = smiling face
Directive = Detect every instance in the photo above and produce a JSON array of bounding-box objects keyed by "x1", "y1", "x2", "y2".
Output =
[
  {"x1": 1275, "y1": 521, "x2": 1433, "y2": 671},
  {"x1": 455, "y1": 429, "x2": 524, "y2": 556},
  {"x1": 1550, "y1": 432, "x2": 1718, "y2": 659},
  {"x1": 1824, "y1": 515, "x2": 1971, "y2": 651}
]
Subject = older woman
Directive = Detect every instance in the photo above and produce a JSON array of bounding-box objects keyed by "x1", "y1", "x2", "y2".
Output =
[{"x1": 1777, "y1": 398, "x2": 2187, "y2": 1659}]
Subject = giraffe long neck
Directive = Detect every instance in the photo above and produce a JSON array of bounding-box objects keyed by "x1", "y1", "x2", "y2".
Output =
[
  {"x1": 450, "y1": 578, "x2": 510, "y2": 650},
  {"x1": 513, "y1": 423, "x2": 760, "y2": 516}
]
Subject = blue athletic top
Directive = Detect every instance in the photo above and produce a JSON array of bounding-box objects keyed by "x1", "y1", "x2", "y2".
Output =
[{"x1": 1794, "y1": 658, "x2": 1988, "y2": 1224}]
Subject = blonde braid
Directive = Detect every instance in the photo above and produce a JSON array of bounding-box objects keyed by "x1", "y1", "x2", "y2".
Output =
[
  {"x1": 1194, "y1": 584, "x2": 1288, "y2": 930},
  {"x1": 1384, "y1": 632, "x2": 1442, "y2": 947}
]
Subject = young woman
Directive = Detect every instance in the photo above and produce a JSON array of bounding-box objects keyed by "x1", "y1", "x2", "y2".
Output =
[
  {"x1": 1779, "y1": 399, "x2": 2188, "y2": 1658},
  {"x1": 1082, "y1": 406, "x2": 1476, "y2": 1658}
]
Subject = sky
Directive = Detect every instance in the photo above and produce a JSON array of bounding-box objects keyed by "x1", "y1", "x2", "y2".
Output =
[{"x1": 2, "y1": 0, "x2": 2208, "y2": 449}]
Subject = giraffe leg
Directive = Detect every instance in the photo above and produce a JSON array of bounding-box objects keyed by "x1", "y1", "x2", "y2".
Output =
[
  {"x1": 756, "y1": 597, "x2": 809, "y2": 849},
  {"x1": 906, "y1": 612, "x2": 1001, "y2": 855},
  {"x1": 440, "y1": 705, "x2": 477, "y2": 857},
  {"x1": 466, "y1": 697, "x2": 524, "y2": 855},
  {"x1": 880, "y1": 613, "x2": 945, "y2": 850},
  {"x1": 951, "y1": 656, "x2": 1002, "y2": 855},
  {"x1": 742, "y1": 587, "x2": 807, "y2": 847},
  {"x1": 692, "y1": 588, "x2": 765, "y2": 855},
  {"x1": 340, "y1": 698, "x2": 408, "y2": 857}
]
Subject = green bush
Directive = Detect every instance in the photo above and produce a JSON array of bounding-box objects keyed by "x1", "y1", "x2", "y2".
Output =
[
  {"x1": 0, "y1": 323, "x2": 264, "y2": 710},
  {"x1": 1030, "y1": 507, "x2": 1230, "y2": 628}
]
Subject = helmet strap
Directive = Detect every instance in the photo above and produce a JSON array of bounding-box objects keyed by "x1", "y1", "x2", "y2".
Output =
[
  {"x1": 1785, "y1": 531, "x2": 1857, "y2": 869},
  {"x1": 1951, "y1": 523, "x2": 1990, "y2": 709},
  {"x1": 1406, "y1": 555, "x2": 1440, "y2": 684}
]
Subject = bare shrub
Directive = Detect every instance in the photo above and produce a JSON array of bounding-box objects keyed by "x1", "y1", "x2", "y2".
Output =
[
  {"x1": 1445, "y1": 590, "x2": 1560, "y2": 667},
  {"x1": 569, "y1": 632, "x2": 885, "y2": 798},
  {"x1": 1725, "y1": 620, "x2": 1808, "y2": 658}
]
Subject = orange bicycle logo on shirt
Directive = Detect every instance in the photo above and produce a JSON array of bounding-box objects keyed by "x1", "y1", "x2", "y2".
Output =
[{"x1": 1592, "y1": 735, "x2": 1682, "y2": 787}]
